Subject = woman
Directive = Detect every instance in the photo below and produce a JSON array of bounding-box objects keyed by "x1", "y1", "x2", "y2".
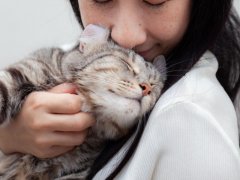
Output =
[{"x1": 1, "y1": 0, "x2": 240, "y2": 179}]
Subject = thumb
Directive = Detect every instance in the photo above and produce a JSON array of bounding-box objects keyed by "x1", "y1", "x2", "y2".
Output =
[{"x1": 48, "y1": 83, "x2": 77, "y2": 94}]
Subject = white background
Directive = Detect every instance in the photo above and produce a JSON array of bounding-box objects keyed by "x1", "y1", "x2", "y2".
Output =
[{"x1": 0, "y1": 0, "x2": 239, "y2": 68}]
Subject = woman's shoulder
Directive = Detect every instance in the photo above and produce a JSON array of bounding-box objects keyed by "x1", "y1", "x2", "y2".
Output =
[
  {"x1": 157, "y1": 50, "x2": 220, "y2": 109},
  {"x1": 151, "y1": 50, "x2": 238, "y2": 145}
]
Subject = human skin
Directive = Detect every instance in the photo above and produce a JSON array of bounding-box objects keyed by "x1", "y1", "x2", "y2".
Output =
[
  {"x1": 79, "y1": 0, "x2": 191, "y2": 61},
  {"x1": 0, "y1": 83, "x2": 95, "y2": 158},
  {"x1": 0, "y1": 0, "x2": 191, "y2": 158}
]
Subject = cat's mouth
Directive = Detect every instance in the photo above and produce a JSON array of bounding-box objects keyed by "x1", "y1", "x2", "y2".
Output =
[
  {"x1": 127, "y1": 97, "x2": 142, "y2": 105},
  {"x1": 107, "y1": 89, "x2": 143, "y2": 109},
  {"x1": 108, "y1": 89, "x2": 143, "y2": 103}
]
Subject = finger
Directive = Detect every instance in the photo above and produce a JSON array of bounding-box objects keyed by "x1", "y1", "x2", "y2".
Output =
[
  {"x1": 47, "y1": 130, "x2": 88, "y2": 147},
  {"x1": 33, "y1": 92, "x2": 83, "y2": 114},
  {"x1": 48, "y1": 83, "x2": 77, "y2": 94},
  {"x1": 42, "y1": 112, "x2": 96, "y2": 132},
  {"x1": 47, "y1": 93, "x2": 82, "y2": 114}
]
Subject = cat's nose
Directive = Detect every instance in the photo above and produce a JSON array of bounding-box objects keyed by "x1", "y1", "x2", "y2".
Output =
[{"x1": 140, "y1": 83, "x2": 152, "y2": 96}]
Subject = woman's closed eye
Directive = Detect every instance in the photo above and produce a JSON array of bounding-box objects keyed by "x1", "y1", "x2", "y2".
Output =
[
  {"x1": 91, "y1": 0, "x2": 167, "y2": 8},
  {"x1": 143, "y1": 0, "x2": 167, "y2": 8},
  {"x1": 91, "y1": 0, "x2": 112, "y2": 6}
]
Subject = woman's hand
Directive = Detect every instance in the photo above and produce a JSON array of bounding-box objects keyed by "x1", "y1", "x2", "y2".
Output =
[{"x1": 0, "y1": 83, "x2": 95, "y2": 158}]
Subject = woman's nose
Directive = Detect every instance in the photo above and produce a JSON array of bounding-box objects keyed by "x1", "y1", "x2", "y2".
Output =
[{"x1": 110, "y1": 11, "x2": 147, "y2": 49}]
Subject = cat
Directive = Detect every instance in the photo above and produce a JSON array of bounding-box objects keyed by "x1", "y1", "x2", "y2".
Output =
[{"x1": 0, "y1": 24, "x2": 166, "y2": 180}]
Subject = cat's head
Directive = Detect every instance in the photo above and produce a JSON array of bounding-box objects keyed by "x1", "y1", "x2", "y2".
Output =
[{"x1": 67, "y1": 25, "x2": 166, "y2": 139}]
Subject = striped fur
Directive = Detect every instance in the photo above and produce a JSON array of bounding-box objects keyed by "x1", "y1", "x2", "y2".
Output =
[{"x1": 0, "y1": 40, "x2": 165, "y2": 180}]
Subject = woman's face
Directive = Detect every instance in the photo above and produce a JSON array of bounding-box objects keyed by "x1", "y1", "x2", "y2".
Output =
[{"x1": 78, "y1": 0, "x2": 191, "y2": 61}]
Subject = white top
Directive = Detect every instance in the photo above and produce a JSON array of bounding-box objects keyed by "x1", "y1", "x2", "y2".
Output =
[{"x1": 94, "y1": 51, "x2": 240, "y2": 180}]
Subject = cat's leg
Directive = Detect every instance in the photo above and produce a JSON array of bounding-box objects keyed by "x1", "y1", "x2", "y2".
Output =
[{"x1": 0, "y1": 49, "x2": 65, "y2": 125}]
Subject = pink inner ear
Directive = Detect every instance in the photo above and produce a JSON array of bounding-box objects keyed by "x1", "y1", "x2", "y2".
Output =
[
  {"x1": 82, "y1": 24, "x2": 101, "y2": 37},
  {"x1": 79, "y1": 24, "x2": 110, "y2": 53},
  {"x1": 80, "y1": 24, "x2": 110, "y2": 43}
]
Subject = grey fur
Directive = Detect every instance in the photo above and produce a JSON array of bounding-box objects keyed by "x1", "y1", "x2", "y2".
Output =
[{"x1": 0, "y1": 38, "x2": 165, "y2": 179}]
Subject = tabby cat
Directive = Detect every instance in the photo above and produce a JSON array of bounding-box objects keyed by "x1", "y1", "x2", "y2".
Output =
[{"x1": 0, "y1": 24, "x2": 166, "y2": 180}]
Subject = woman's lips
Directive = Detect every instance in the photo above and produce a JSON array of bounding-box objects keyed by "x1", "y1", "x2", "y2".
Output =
[
  {"x1": 137, "y1": 49, "x2": 152, "y2": 57},
  {"x1": 137, "y1": 48, "x2": 156, "y2": 61},
  {"x1": 138, "y1": 50, "x2": 148, "y2": 56}
]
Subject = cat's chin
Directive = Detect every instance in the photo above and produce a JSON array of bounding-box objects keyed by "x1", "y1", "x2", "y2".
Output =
[
  {"x1": 120, "y1": 97, "x2": 141, "y2": 114},
  {"x1": 92, "y1": 97, "x2": 141, "y2": 139},
  {"x1": 95, "y1": 93, "x2": 141, "y2": 130}
]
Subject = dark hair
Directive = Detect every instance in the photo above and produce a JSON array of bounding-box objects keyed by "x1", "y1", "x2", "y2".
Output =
[{"x1": 69, "y1": 0, "x2": 240, "y2": 179}]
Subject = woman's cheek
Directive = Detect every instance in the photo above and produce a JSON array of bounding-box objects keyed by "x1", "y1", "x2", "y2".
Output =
[{"x1": 79, "y1": 1, "x2": 113, "y2": 27}]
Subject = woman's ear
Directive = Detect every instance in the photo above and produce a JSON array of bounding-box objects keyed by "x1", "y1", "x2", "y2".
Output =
[
  {"x1": 153, "y1": 55, "x2": 167, "y2": 81},
  {"x1": 79, "y1": 24, "x2": 110, "y2": 53}
]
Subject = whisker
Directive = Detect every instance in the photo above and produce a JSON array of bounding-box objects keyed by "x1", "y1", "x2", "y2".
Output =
[{"x1": 166, "y1": 58, "x2": 190, "y2": 69}]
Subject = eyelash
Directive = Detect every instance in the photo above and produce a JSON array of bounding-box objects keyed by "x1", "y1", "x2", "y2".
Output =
[
  {"x1": 91, "y1": 0, "x2": 111, "y2": 6},
  {"x1": 143, "y1": 1, "x2": 166, "y2": 8},
  {"x1": 91, "y1": 0, "x2": 166, "y2": 8}
]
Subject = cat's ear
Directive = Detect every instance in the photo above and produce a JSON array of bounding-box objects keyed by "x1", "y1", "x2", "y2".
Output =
[
  {"x1": 153, "y1": 55, "x2": 167, "y2": 80},
  {"x1": 79, "y1": 24, "x2": 110, "y2": 53}
]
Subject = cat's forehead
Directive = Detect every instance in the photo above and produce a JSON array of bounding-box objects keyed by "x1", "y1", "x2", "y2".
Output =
[
  {"x1": 87, "y1": 42, "x2": 159, "y2": 77},
  {"x1": 114, "y1": 50, "x2": 145, "y2": 71}
]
